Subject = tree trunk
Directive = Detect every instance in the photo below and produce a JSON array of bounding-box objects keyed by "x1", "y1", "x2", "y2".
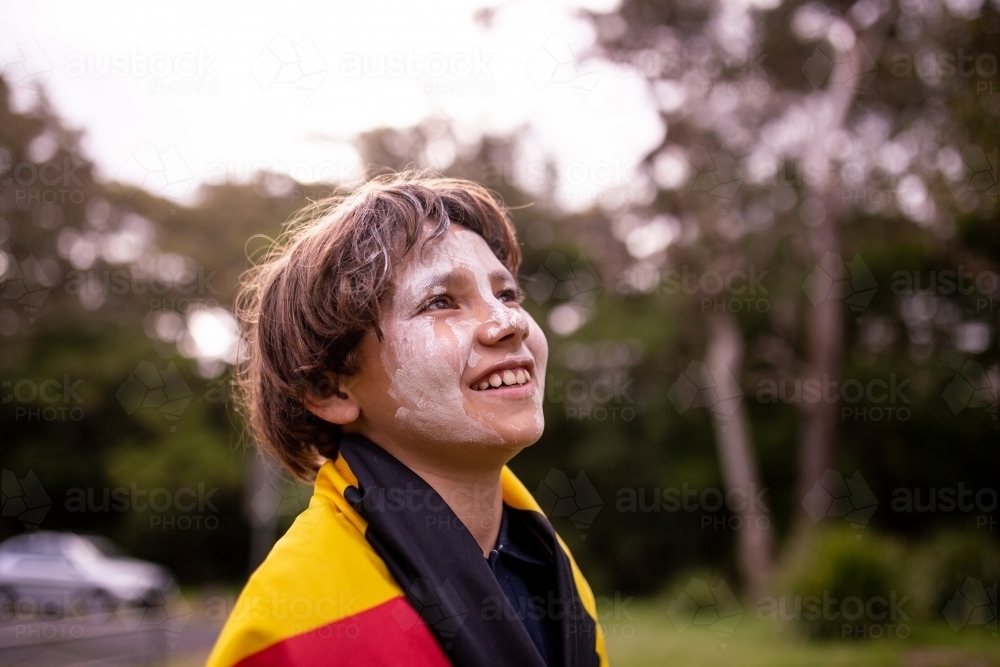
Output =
[
  {"x1": 792, "y1": 20, "x2": 892, "y2": 537},
  {"x1": 793, "y1": 210, "x2": 844, "y2": 537},
  {"x1": 705, "y1": 310, "x2": 774, "y2": 596}
]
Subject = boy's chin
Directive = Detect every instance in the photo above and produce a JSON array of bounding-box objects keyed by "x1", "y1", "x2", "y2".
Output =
[
  {"x1": 478, "y1": 416, "x2": 545, "y2": 450},
  {"x1": 429, "y1": 412, "x2": 544, "y2": 453}
]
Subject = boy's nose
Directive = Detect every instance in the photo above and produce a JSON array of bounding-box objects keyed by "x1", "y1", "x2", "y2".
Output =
[{"x1": 476, "y1": 301, "x2": 529, "y2": 346}]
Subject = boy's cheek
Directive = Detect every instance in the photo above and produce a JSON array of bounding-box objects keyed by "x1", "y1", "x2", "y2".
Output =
[{"x1": 526, "y1": 319, "x2": 549, "y2": 387}]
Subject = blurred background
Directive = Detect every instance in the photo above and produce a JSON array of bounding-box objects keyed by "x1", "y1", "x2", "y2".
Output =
[{"x1": 0, "y1": 0, "x2": 997, "y2": 665}]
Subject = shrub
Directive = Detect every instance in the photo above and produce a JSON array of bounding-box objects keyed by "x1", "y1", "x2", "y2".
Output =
[
  {"x1": 776, "y1": 527, "x2": 911, "y2": 640},
  {"x1": 909, "y1": 529, "x2": 1000, "y2": 622}
]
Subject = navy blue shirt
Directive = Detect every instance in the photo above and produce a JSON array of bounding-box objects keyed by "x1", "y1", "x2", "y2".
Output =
[{"x1": 485, "y1": 505, "x2": 562, "y2": 667}]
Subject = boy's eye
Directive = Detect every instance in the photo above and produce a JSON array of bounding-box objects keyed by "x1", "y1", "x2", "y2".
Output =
[
  {"x1": 423, "y1": 295, "x2": 455, "y2": 311},
  {"x1": 498, "y1": 287, "x2": 525, "y2": 304}
]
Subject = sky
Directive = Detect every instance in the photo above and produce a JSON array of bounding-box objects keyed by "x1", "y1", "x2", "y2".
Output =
[{"x1": 0, "y1": 0, "x2": 664, "y2": 210}]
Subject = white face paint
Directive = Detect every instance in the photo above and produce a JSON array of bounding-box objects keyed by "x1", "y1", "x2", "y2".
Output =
[{"x1": 372, "y1": 225, "x2": 547, "y2": 451}]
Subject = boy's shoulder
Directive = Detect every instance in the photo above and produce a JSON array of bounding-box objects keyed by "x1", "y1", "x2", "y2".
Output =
[
  {"x1": 246, "y1": 498, "x2": 401, "y2": 610},
  {"x1": 206, "y1": 498, "x2": 444, "y2": 667}
]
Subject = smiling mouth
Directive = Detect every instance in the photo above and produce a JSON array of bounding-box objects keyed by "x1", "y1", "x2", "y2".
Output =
[{"x1": 472, "y1": 367, "x2": 531, "y2": 391}]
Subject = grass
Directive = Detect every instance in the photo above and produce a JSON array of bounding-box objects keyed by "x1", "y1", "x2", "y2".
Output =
[
  {"x1": 604, "y1": 601, "x2": 1000, "y2": 667},
  {"x1": 146, "y1": 597, "x2": 999, "y2": 667}
]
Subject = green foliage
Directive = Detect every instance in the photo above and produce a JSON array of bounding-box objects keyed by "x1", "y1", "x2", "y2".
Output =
[
  {"x1": 604, "y1": 600, "x2": 1000, "y2": 667},
  {"x1": 909, "y1": 529, "x2": 1000, "y2": 621},
  {"x1": 778, "y1": 528, "x2": 910, "y2": 639},
  {"x1": 3, "y1": 0, "x2": 1000, "y2": 599}
]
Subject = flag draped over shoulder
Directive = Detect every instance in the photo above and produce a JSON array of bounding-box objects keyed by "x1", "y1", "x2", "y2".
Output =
[{"x1": 206, "y1": 434, "x2": 609, "y2": 667}]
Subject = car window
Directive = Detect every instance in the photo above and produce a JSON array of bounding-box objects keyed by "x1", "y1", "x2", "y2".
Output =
[
  {"x1": 84, "y1": 536, "x2": 122, "y2": 558},
  {"x1": 0, "y1": 534, "x2": 63, "y2": 556},
  {"x1": 5, "y1": 556, "x2": 81, "y2": 580}
]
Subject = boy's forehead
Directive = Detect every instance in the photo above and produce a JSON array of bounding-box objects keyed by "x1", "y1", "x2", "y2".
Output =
[{"x1": 399, "y1": 225, "x2": 508, "y2": 285}]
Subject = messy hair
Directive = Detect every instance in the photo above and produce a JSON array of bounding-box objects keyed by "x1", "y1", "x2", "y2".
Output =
[{"x1": 234, "y1": 172, "x2": 522, "y2": 482}]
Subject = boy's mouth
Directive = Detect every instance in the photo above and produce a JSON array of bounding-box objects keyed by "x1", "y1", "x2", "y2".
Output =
[{"x1": 470, "y1": 365, "x2": 532, "y2": 391}]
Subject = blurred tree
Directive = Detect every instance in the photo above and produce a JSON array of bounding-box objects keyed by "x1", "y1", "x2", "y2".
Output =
[{"x1": 578, "y1": 0, "x2": 999, "y2": 591}]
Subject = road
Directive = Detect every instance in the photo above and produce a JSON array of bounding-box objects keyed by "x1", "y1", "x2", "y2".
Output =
[{"x1": 0, "y1": 609, "x2": 222, "y2": 667}]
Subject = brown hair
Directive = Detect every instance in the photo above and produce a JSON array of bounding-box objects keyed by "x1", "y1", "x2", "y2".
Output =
[{"x1": 234, "y1": 172, "x2": 522, "y2": 482}]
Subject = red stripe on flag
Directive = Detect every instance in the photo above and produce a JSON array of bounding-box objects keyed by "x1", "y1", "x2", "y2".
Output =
[{"x1": 234, "y1": 596, "x2": 452, "y2": 667}]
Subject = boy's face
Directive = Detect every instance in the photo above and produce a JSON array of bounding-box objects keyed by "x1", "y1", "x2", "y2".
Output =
[{"x1": 342, "y1": 225, "x2": 548, "y2": 468}]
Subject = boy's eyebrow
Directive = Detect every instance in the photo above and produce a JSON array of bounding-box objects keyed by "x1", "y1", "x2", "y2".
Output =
[
  {"x1": 414, "y1": 269, "x2": 514, "y2": 294},
  {"x1": 414, "y1": 272, "x2": 457, "y2": 294}
]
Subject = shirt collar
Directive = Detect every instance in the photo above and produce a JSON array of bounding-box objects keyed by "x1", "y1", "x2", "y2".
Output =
[{"x1": 490, "y1": 504, "x2": 553, "y2": 566}]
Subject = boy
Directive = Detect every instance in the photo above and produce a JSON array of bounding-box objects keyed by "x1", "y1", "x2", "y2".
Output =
[{"x1": 207, "y1": 173, "x2": 608, "y2": 667}]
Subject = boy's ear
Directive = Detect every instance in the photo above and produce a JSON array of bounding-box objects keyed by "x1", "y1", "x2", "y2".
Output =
[{"x1": 303, "y1": 375, "x2": 360, "y2": 426}]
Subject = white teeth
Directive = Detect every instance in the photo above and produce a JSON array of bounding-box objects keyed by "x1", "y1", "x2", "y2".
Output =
[{"x1": 474, "y1": 367, "x2": 532, "y2": 390}]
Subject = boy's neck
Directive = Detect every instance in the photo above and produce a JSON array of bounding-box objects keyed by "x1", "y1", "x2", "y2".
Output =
[
  {"x1": 368, "y1": 446, "x2": 505, "y2": 558},
  {"x1": 410, "y1": 463, "x2": 504, "y2": 558}
]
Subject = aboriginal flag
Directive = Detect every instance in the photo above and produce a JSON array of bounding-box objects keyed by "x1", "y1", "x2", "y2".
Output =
[{"x1": 206, "y1": 434, "x2": 608, "y2": 667}]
